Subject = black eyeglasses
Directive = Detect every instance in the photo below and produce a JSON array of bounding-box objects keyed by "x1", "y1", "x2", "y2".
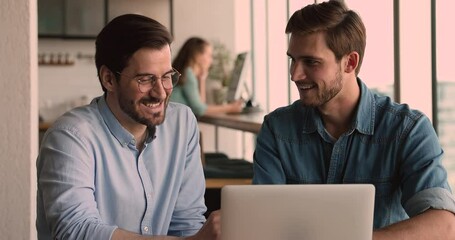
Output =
[{"x1": 115, "y1": 68, "x2": 181, "y2": 92}]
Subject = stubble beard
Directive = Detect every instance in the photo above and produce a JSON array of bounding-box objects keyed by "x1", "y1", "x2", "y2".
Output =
[
  {"x1": 118, "y1": 93, "x2": 168, "y2": 128},
  {"x1": 300, "y1": 68, "x2": 343, "y2": 108}
]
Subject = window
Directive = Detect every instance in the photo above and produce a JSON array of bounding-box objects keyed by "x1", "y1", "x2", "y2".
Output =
[
  {"x1": 345, "y1": 0, "x2": 394, "y2": 98},
  {"x1": 436, "y1": 1, "x2": 455, "y2": 190}
]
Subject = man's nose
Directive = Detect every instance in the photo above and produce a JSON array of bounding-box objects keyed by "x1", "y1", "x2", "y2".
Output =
[
  {"x1": 290, "y1": 62, "x2": 306, "y2": 82},
  {"x1": 150, "y1": 80, "x2": 167, "y2": 98}
]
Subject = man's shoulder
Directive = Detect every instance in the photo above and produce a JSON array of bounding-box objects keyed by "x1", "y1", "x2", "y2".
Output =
[
  {"x1": 165, "y1": 102, "x2": 198, "y2": 125},
  {"x1": 373, "y1": 93, "x2": 424, "y2": 121},
  {"x1": 167, "y1": 101, "x2": 194, "y2": 115},
  {"x1": 267, "y1": 100, "x2": 306, "y2": 119},
  {"x1": 263, "y1": 100, "x2": 310, "y2": 129},
  {"x1": 50, "y1": 103, "x2": 102, "y2": 134}
]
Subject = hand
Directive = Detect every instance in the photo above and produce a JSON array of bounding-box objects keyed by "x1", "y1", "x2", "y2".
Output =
[
  {"x1": 186, "y1": 210, "x2": 221, "y2": 240},
  {"x1": 228, "y1": 99, "x2": 244, "y2": 113},
  {"x1": 197, "y1": 70, "x2": 209, "y2": 84}
]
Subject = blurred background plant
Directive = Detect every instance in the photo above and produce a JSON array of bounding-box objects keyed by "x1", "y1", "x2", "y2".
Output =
[{"x1": 208, "y1": 40, "x2": 232, "y2": 87}]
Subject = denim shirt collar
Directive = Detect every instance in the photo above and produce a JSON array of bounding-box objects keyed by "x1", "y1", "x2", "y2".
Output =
[
  {"x1": 95, "y1": 95, "x2": 155, "y2": 147},
  {"x1": 301, "y1": 78, "x2": 375, "y2": 136},
  {"x1": 354, "y1": 78, "x2": 375, "y2": 135}
]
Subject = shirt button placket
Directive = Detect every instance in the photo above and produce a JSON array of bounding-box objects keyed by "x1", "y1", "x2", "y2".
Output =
[{"x1": 143, "y1": 226, "x2": 149, "y2": 233}]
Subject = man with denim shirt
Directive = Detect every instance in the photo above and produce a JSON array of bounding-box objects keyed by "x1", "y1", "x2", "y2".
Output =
[
  {"x1": 37, "y1": 14, "x2": 220, "y2": 240},
  {"x1": 253, "y1": 1, "x2": 455, "y2": 239}
]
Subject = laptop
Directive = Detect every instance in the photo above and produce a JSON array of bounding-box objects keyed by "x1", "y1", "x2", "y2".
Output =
[{"x1": 221, "y1": 184, "x2": 375, "y2": 240}]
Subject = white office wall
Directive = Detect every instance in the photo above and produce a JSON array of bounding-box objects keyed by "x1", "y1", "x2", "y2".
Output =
[
  {"x1": 173, "y1": 0, "x2": 236, "y2": 56},
  {"x1": 38, "y1": 39, "x2": 102, "y2": 121},
  {"x1": 0, "y1": 0, "x2": 38, "y2": 239}
]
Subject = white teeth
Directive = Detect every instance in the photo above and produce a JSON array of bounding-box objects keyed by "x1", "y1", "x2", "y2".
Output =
[
  {"x1": 146, "y1": 102, "x2": 160, "y2": 108},
  {"x1": 299, "y1": 84, "x2": 314, "y2": 89}
]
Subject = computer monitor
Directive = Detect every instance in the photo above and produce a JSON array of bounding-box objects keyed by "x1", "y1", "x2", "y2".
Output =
[{"x1": 226, "y1": 52, "x2": 249, "y2": 103}]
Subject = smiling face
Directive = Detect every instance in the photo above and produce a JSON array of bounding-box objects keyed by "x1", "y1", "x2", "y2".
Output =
[
  {"x1": 103, "y1": 45, "x2": 173, "y2": 129},
  {"x1": 287, "y1": 32, "x2": 346, "y2": 108}
]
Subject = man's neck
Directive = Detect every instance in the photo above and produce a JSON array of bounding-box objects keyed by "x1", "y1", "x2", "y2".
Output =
[
  {"x1": 105, "y1": 93, "x2": 149, "y2": 147},
  {"x1": 318, "y1": 78, "x2": 360, "y2": 139}
]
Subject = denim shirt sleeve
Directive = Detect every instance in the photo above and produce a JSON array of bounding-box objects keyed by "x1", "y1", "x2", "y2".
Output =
[
  {"x1": 37, "y1": 127, "x2": 117, "y2": 240},
  {"x1": 253, "y1": 114, "x2": 287, "y2": 184},
  {"x1": 398, "y1": 114, "x2": 455, "y2": 216}
]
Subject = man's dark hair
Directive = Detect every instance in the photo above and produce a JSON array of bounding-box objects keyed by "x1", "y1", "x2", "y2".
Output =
[
  {"x1": 286, "y1": 0, "x2": 366, "y2": 75},
  {"x1": 95, "y1": 14, "x2": 173, "y2": 92}
]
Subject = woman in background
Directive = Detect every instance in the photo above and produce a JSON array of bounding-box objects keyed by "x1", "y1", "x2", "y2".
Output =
[{"x1": 171, "y1": 37, "x2": 243, "y2": 116}]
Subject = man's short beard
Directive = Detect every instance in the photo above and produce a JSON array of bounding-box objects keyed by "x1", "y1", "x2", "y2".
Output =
[
  {"x1": 301, "y1": 66, "x2": 343, "y2": 108},
  {"x1": 118, "y1": 97, "x2": 166, "y2": 128}
]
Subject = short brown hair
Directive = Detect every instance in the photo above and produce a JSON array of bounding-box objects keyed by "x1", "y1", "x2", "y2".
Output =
[
  {"x1": 95, "y1": 14, "x2": 173, "y2": 92},
  {"x1": 286, "y1": 0, "x2": 366, "y2": 75}
]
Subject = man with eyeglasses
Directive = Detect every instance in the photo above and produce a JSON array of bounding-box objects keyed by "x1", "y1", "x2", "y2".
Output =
[{"x1": 36, "y1": 14, "x2": 220, "y2": 240}]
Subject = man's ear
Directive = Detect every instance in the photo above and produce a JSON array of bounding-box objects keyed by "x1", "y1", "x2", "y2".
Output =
[
  {"x1": 100, "y1": 65, "x2": 117, "y2": 92},
  {"x1": 344, "y1": 51, "x2": 359, "y2": 74}
]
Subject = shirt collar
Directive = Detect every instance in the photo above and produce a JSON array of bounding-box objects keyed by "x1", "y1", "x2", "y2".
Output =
[
  {"x1": 96, "y1": 95, "x2": 156, "y2": 147},
  {"x1": 301, "y1": 78, "x2": 375, "y2": 136},
  {"x1": 353, "y1": 78, "x2": 375, "y2": 135}
]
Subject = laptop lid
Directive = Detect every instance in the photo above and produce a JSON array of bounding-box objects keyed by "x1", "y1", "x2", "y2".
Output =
[{"x1": 221, "y1": 184, "x2": 375, "y2": 240}]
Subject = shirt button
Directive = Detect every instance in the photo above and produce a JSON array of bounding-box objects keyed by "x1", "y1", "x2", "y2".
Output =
[{"x1": 143, "y1": 226, "x2": 149, "y2": 232}]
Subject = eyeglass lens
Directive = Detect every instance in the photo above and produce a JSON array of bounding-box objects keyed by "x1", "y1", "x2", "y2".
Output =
[{"x1": 138, "y1": 70, "x2": 180, "y2": 92}]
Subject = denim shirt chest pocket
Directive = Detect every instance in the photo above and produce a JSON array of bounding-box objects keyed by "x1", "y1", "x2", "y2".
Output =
[
  {"x1": 277, "y1": 132, "x2": 332, "y2": 184},
  {"x1": 342, "y1": 134, "x2": 407, "y2": 228},
  {"x1": 278, "y1": 128, "x2": 406, "y2": 228}
]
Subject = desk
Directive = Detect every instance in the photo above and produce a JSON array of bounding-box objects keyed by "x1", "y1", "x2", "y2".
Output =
[
  {"x1": 197, "y1": 111, "x2": 265, "y2": 134},
  {"x1": 197, "y1": 112, "x2": 266, "y2": 190},
  {"x1": 39, "y1": 122, "x2": 52, "y2": 131},
  {"x1": 205, "y1": 178, "x2": 252, "y2": 189},
  {"x1": 198, "y1": 111, "x2": 266, "y2": 152}
]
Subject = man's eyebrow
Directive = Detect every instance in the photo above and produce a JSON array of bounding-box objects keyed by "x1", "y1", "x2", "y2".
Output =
[
  {"x1": 286, "y1": 53, "x2": 322, "y2": 61},
  {"x1": 135, "y1": 69, "x2": 174, "y2": 77}
]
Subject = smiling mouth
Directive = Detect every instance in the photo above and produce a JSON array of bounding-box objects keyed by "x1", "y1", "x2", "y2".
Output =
[
  {"x1": 297, "y1": 83, "x2": 316, "y2": 90},
  {"x1": 144, "y1": 101, "x2": 162, "y2": 108}
]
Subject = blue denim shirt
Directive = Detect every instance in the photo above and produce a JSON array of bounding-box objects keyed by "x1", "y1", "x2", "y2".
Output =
[
  {"x1": 37, "y1": 96, "x2": 206, "y2": 239},
  {"x1": 253, "y1": 79, "x2": 455, "y2": 229}
]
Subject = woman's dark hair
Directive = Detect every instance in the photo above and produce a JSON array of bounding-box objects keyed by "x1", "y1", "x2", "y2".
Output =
[
  {"x1": 172, "y1": 37, "x2": 209, "y2": 85},
  {"x1": 286, "y1": 0, "x2": 366, "y2": 75},
  {"x1": 95, "y1": 14, "x2": 173, "y2": 92}
]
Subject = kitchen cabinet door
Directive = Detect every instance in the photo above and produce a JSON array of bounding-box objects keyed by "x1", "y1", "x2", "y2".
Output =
[{"x1": 38, "y1": 0, "x2": 106, "y2": 38}]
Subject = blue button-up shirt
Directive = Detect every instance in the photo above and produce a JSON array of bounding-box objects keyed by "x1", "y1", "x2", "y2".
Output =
[
  {"x1": 253, "y1": 79, "x2": 455, "y2": 229},
  {"x1": 37, "y1": 96, "x2": 206, "y2": 239}
]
